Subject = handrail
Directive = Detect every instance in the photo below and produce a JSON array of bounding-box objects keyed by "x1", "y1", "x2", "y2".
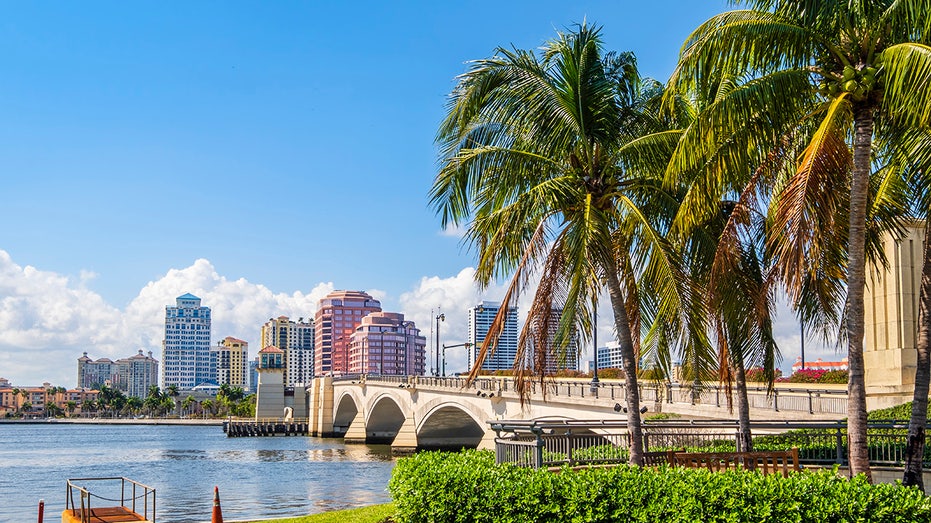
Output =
[{"x1": 65, "y1": 477, "x2": 155, "y2": 523}]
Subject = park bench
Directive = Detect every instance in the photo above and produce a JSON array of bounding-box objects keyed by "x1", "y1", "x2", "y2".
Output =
[{"x1": 670, "y1": 448, "x2": 800, "y2": 477}]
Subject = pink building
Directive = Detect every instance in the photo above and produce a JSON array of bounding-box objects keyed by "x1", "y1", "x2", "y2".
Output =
[
  {"x1": 347, "y1": 312, "x2": 427, "y2": 375},
  {"x1": 314, "y1": 290, "x2": 382, "y2": 376}
]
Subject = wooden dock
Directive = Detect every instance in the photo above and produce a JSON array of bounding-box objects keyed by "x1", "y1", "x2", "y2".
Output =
[
  {"x1": 62, "y1": 506, "x2": 151, "y2": 523},
  {"x1": 225, "y1": 418, "x2": 309, "y2": 437}
]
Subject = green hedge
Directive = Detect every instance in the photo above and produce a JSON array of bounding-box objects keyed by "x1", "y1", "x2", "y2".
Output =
[{"x1": 389, "y1": 450, "x2": 931, "y2": 523}]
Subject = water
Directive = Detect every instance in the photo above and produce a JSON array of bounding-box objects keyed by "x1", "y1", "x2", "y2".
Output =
[{"x1": 0, "y1": 422, "x2": 395, "y2": 523}]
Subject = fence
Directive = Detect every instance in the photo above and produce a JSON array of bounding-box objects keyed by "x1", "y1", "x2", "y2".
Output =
[
  {"x1": 65, "y1": 477, "x2": 156, "y2": 523},
  {"x1": 490, "y1": 419, "x2": 929, "y2": 470}
]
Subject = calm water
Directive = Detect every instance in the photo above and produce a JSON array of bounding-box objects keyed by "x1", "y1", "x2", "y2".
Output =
[{"x1": 0, "y1": 422, "x2": 395, "y2": 523}]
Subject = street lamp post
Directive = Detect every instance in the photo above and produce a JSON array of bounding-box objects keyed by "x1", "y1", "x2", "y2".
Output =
[
  {"x1": 442, "y1": 342, "x2": 472, "y2": 377},
  {"x1": 435, "y1": 312, "x2": 445, "y2": 377},
  {"x1": 591, "y1": 302, "x2": 599, "y2": 395}
]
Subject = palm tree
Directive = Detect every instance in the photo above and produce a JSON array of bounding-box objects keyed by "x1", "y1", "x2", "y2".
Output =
[
  {"x1": 670, "y1": 0, "x2": 931, "y2": 481},
  {"x1": 65, "y1": 401, "x2": 77, "y2": 418},
  {"x1": 182, "y1": 395, "x2": 196, "y2": 417},
  {"x1": 432, "y1": 23, "x2": 690, "y2": 465}
]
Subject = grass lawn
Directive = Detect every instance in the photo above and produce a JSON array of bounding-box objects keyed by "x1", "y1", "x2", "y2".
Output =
[{"x1": 242, "y1": 503, "x2": 395, "y2": 523}]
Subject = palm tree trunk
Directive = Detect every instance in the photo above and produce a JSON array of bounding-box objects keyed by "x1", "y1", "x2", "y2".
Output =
[
  {"x1": 846, "y1": 104, "x2": 874, "y2": 482},
  {"x1": 904, "y1": 221, "x2": 931, "y2": 488},
  {"x1": 733, "y1": 358, "x2": 753, "y2": 452},
  {"x1": 604, "y1": 258, "x2": 644, "y2": 466}
]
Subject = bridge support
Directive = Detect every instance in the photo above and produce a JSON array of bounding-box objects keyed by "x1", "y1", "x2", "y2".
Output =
[
  {"x1": 310, "y1": 377, "x2": 335, "y2": 437},
  {"x1": 344, "y1": 411, "x2": 367, "y2": 444},
  {"x1": 391, "y1": 415, "x2": 419, "y2": 454},
  {"x1": 477, "y1": 429, "x2": 496, "y2": 451}
]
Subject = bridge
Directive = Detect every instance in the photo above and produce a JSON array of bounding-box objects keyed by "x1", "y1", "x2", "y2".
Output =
[{"x1": 304, "y1": 375, "x2": 848, "y2": 453}]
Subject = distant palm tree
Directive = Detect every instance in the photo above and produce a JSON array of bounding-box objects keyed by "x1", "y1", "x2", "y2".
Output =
[
  {"x1": 432, "y1": 23, "x2": 690, "y2": 465},
  {"x1": 670, "y1": 0, "x2": 931, "y2": 481}
]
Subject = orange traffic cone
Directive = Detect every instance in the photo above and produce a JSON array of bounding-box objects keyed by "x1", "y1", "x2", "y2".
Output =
[{"x1": 211, "y1": 486, "x2": 223, "y2": 523}]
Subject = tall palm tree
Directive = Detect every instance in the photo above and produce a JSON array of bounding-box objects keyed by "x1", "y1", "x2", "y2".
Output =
[
  {"x1": 431, "y1": 23, "x2": 689, "y2": 465},
  {"x1": 670, "y1": 0, "x2": 931, "y2": 481}
]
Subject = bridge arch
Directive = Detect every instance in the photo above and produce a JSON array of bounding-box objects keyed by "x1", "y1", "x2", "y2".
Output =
[
  {"x1": 365, "y1": 393, "x2": 407, "y2": 444},
  {"x1": 333, "y1": 390, "x2": 361, "y2": 436},
  {"x1": 416, "y1": 399, "x2": 488, "y2": 450}
]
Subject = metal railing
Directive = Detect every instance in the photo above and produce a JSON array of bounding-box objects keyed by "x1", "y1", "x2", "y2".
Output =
[
  {"x1": 490, "y1": 419, "x2": 929, "y2": 470},
  {"x1": 65, "y1": 477, "x2": 155, "y2": 523},
  {"x1": 340, "y1": 375, "x2": 848, "y2": 415}
]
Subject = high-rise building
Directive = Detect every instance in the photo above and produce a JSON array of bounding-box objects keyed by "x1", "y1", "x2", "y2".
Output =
[
  {"x1": 213, "y1": 337, "x2": 249, "y2": 388},
  {"x1": 468, "y1": 301, "x2": 519, "y2": 372},
  {"x1": 162, "y1": 293, "x2": 213, "y2": 389},
  {"x1": 77, "y1": 353, "x2": 116, "y2": 389},
  {"x1": 347, "y1": 312, "x2": 426, "y2": 375},
  {"x1": 115, "y1": 350, "x2": 160, "y2": 398},
  {"x1": 534, "y1": 308, "x2": 579, "y2": 374},
  {"x1": 77, "y1": 350, "x2": 158, "y2": 398},
  {"x1": 596, "y1": 342, "x2": 624, "y2": 370},
  {"x1": 261, "y1": 316, "x2": 314, "y2": 386},
  {"x1": 314, "y1": 291, "x2": 382, "y2": 376}
]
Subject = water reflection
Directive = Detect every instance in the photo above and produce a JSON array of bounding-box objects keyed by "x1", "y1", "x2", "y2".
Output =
[{"x1": 0, "y1": 424, "x2": 396, "y2": 523}]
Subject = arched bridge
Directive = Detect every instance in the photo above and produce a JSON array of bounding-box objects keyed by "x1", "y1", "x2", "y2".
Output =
[{"x1": 306, "y1": 375, "x2": 848, "y2": 453}]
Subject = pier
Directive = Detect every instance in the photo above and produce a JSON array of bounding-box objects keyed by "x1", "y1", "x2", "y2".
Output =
[{"x1": 225, "y1": 418, "x2": 309, "y2": 437}]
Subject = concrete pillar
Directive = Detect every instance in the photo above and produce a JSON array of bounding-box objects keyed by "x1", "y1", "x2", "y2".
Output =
[
  {"x1": 391, "y1": 415, "x2": 419, "y2": 454},
  {"x1": 309, "y1": 377, "x2": 335, "y2": 437},
  {"x1": 255, "y1": 368, "x2": 285, "y2": 419},
  {"x1": 292, "y1": 384, "x2": 309, "y2": 419},
  {"x1": 344, "y1": 411, "x2": 367, "y2": 444},
  {"x1": 477, "y1": 429, "x2": 497, "y2": 451}
]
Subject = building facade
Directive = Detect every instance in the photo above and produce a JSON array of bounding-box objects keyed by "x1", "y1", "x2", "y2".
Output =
[
  {"x1": 314, "y1": 291, "x2": 382, "y2": 376},
  {"x1": 213, "y1": 337, "x2": 249, "y2": 388},
  {"x1": 596, "y1": 341, "x2": 624, "y2": 370},
  {"x1": 534, "y1": 308, "x2": 580, "y2": 374},
  {"x1": 77, "y1": 350, "x2": 158, "y2": 398},
  {"x1": 347, "y1": 312, "x2": 426, "y2": 375},
  {"x1": 468, "y1": 301, "x2": 519, "y2": 372},
  {"x1": 261, "y1": 316, "x2": 314, "y2": 386},
  {"x1": 162, "y1": 293, "x2": 214, "y2": 389},
  {"x1": 1, "y1": 383, "x2": 99, "y2": 417}
]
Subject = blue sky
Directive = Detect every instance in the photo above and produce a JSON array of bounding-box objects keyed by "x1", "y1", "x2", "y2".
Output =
[{"x1": 0, "y1": 1, "x2": 828, "y2": 387}]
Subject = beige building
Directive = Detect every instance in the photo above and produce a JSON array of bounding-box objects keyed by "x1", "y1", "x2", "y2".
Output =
[
  {"x1": 864, "y1": 221, "x2": 926, "y2": 409},
  {"x1": 214, "y1": 337, "x2": 249, "y2": 388},
  {"x1": 261, "y1": 316, "x2": 314, "y2": 386}
]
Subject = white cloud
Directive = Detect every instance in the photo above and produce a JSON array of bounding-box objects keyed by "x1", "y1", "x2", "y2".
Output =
[
  {"x1": 438, "y1": 223, "x2": 468, "y2": 238},
  {"x1": 0, "y1": 247, "x2": 841, "y2": 388}
]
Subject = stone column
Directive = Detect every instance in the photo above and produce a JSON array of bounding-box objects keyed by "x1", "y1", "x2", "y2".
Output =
[
  {"x1": 343, "y1": 411, "x2": 367, "y2": 444},
  {"x1": 391, "y1": 415, "x2": 419, "y2": 454}
]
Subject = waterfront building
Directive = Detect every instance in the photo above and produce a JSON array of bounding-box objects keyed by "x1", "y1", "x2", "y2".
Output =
[
  {"x1": 791, "y1": 357, "x2": 849, "y2": 373},
  {"x1": 77, "y1": 353, "x2": 116, "y2": 389},
  {"x1": 115, "y1": 350, "x2": 159, "y2": 399},
  {"x1": 314, "y1": 291, "x2": 382, "y2": 376},
  {"x1": 255, "y1": 345, "x2": 285, "y2": 418},
  {"x1": 467, "y1": 301, "x2": 519, "y2": 372},
  {"x1": 533, "y1": 308, "x2": 579, "y2": 374},
  {"x1": 347, "y1": 312, "x2": 426, "y2": 375},
  {"x1": 162, "y1": 293, "x2": 214, "y2": 389},
  {"x1": 261, "y1": 316, "x2": 314, "y2": 386},
  {"x1": 0, "y1": 383, "x2": 98, "y2": 417},
  {"x1": 77, "y1": 351, "x2": 158, "y2": 398},
  {"x1": 213, "y1": 337, "x2": 249, "y2": 388}
]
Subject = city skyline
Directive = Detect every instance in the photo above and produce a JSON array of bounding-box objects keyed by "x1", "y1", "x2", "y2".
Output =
[{"x1": 0, "y1": 1, "x2": 832, "y2": 387}]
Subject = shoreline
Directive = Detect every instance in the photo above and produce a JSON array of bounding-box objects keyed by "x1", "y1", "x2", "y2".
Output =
[{"x1": 0, "y1": 417, "x2": 223, "y2": 426}]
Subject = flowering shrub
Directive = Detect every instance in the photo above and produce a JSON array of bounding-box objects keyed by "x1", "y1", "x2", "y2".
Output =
[
  {"x1": 745, "y1": 367, "x2": 782, "y2": 382},
  {"x1": 777, "y1": 368, "x2": 848, "y2": 384}
]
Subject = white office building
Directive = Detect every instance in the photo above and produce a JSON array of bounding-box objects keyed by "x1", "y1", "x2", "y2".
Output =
[{"x1": 162, "y1": 293, "x2": 214, "y2": 389}]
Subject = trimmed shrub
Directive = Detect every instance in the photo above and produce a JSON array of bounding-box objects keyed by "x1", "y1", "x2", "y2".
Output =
[{"x1": 389, "y1": 450, "x2": 931, "y2": 523}]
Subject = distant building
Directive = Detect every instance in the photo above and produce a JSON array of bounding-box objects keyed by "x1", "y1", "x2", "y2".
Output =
[
  {"x1": 77, "y1": 350, "x2": 158, "y2": 398},
  {"x1": 314, "y1": 291, "x2": 382, "y2": 376},
  {"x1": 596, "y1": 342, "x2": 624, "y2": 370},
  {"x1": 213, "y1": 337, "x2": 249, "y2": 388},
  {"x1": 115, "y1": 350, "x2": 159, "y2": 399},
  {"x1": 261, "y1": 316, "x2": 314, "y2": 386},
  {"x1": 348, "y1": 312, "x2": 426, "y2": 375},
  {"x1": 162, "y1": 293, "x2": 214, "y2": 389},
  {"x1": 77, "y1": 353, "x2": 117, "y2": 389},
  {"x1": 248, "y1": 358, "x2": 259, "y2": 394},
  {"x1": 468, "y1": 301, "x2": 519, "y2": 372},
  {"x1": 792, "y1": 357, "x2": 848, "y2": 373},
  {"x1": 533, "y1": 308, "x2": 579, "y2": 374},
  {"x1": 0, "y1": 383, "x2": 98, "y2": 417}
]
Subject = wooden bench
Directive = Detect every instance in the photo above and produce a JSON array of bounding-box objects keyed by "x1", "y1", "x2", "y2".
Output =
[{"x1": 671, "y1": 448, "x2": 800, "y2": 477}]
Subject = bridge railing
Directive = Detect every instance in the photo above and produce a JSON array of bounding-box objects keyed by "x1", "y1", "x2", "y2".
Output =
[
  {"x1": 345, "y1": 375, "x2": 847, "y2": 415},
  {"x1": 489, "y1": 419, "x2": 928, "y2": 470}
]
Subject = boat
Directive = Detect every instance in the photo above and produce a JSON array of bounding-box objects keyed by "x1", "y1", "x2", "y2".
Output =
[{"x1": 62, "y1": 477, "x2": 155, "y2": 523}]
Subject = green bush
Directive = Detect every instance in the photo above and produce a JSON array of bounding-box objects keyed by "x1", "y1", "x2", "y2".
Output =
[{"x1": 389, "y1": 450, "x2": 931, "y2": 523}]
